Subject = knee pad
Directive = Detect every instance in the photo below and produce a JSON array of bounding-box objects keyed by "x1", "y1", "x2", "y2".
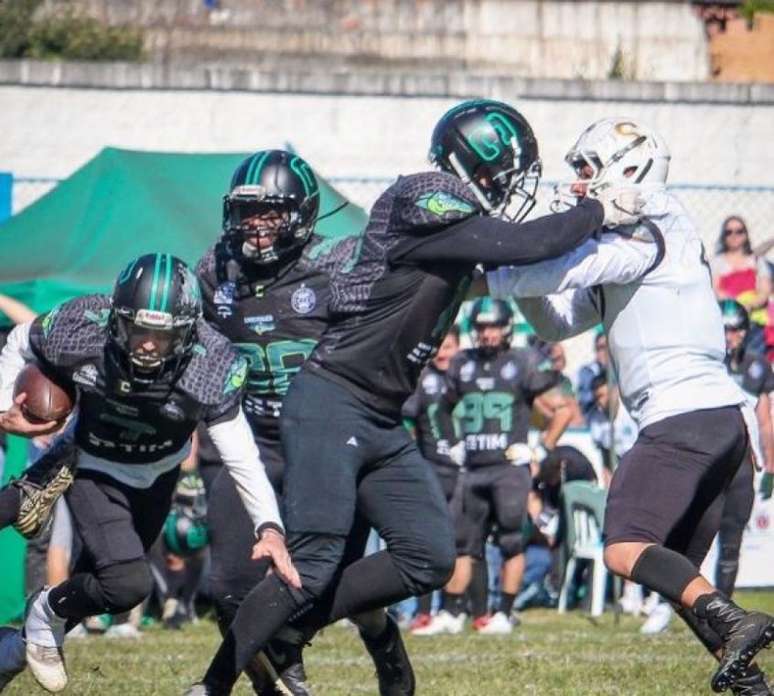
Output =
[
  {"x1": 97, "y1": 560, "x2": 153, "y2": 614},
  {"x1": 397, "y1": 535, "x2": 456, "y2": 596},
  {"x1": 497, "y1": 530, "x2": 525, "y2": 560},
  {"x1": 288, "y1": 532, "x2": 347, "y2": 602}
]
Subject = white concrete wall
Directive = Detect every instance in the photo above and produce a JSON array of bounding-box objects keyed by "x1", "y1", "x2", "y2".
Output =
[{"x1": 2, "y1": 85, "x2": 771, "y2": 186}]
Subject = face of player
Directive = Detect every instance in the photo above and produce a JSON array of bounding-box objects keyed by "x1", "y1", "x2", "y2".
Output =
[
  {"x1": 725, "y1": 325, "x2": 746, "y2": 354},
  {"x1": 477, "y1": 324, "x2": 507, "y2": 351},
  {"x1": 594, "y1": 335, "x2": 609, "y2": 367},
  {"x1": 128, "y1": 328, "x2": 176, "y2": 370},
  {"x1": 570, "y1": 163, "x2": 636, "y2": 198},
  {"x1": 241, "y1": 209, "x2": 291, "y2": 256},
  {"x1": 433, "y1": 333, "x2": 460, "y2": 371}
]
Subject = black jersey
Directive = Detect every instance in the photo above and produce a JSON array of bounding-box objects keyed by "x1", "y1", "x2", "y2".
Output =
[
  {"x1": 197, "y1": 233, "x2": 359, "y2": 442},
  {"x1": 402, "y1": 362, "x2": 459, "y2": 467},
  {"x1": 28, "y1": 295, "x2": 246, "y2": 464},
  {"x1": 445, "y1": 347, "x2": 557, "y2": 467},
  {"x1": 725, "y1": 351, "x2": 774, "y2": 399},
  {"x1": 307, "y1": 171, "x2": 603, "y2": 416}
]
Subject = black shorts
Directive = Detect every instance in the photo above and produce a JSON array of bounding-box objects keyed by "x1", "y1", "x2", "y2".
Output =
[
  {"x1": 603, "y1": 406, "x2": 748, "y2": 565},
  {"x1": 454, "y1": 463, "x2": 531, "y2": 560},
  {"x1": 65, "y1": 467, "x2": 179, "y2": 570}
]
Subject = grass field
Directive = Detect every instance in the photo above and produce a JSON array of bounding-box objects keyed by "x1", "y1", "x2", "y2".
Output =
[{"x1": 5, "y1": 592, "x2": 774, "y2": 695}]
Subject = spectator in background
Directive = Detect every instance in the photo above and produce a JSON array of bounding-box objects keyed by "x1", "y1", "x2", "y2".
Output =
[
  {"x1": 540, "y1": 343, "x2": 585, "y2": 428},
  {"x1": 587, "y1": 372, "x2": 638, "y2": 486},
  {"x1": 576, "y1": 331, "x2": 608, "y2": 417},
  {"x1": 711, "y1": 215, "x2": 771, "y2": 356}
]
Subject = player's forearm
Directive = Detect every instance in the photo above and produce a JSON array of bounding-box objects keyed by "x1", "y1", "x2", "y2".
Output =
[
  {"x1": 0, "y1": 295, "x2": 36, "y2": 325},
  {"x1": 756, "y1": 393, "x2": 774, "y2": 472},
  {"x1": 207, "y1": 411, "x2": 284, "y2": 533},
  {"x1": 542, "y1": 402, "x2": 573, "y2": 450},
  {"x1": 0, "y1": 323, "x2": 34, "y2": 411},
  {"x1": 516, "y1": 297, "x2": 596, "y2": 342}
]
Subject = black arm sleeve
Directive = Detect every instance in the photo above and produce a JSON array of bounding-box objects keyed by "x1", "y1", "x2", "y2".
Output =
[{"x1": 390, "y1": 198, "x2": 603, "y2": 268}]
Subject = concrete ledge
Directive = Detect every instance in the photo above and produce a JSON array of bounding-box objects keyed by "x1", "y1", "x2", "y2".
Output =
[{"x1": 1, "y1": 60, "x2": 772, "y2": 105}]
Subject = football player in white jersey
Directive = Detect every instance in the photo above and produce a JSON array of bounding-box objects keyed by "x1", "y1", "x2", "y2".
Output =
[{"x1": 486, "y1": 118, "x2": 774, "y2": 696}]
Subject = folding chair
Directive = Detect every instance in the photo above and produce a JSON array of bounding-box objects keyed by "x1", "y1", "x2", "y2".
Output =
[{"x1": 557, "y1": 481, "x2": 608, "y2": 617}]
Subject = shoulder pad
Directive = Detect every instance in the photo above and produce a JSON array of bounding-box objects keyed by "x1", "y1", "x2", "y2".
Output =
[
  {"x1": 389, "y1": 171, "x2": 481, "y2": 233},
  {"x1": 31, "y1": 295, "x2": 111, "y2": 367},
  {"x1": 178, "y1": 319, "x2": 246, "y2": 406}
]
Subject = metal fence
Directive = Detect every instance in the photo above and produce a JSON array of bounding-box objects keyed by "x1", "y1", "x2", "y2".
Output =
[{"x1": 9, "y1": 175, "x2": 774, "y2": 377}]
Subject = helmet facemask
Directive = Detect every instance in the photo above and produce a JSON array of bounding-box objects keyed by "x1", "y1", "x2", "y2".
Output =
[
  {"x1": 223, "y1": 185, "x2": 315, "y2": 265},
  {"x1": 109, "y1": 307, "x2": 197, "y2": 384}
]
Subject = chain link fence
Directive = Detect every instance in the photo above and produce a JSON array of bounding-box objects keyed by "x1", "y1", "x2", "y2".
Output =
[{"x1": 10, "y1": 175, "x2": 774, "y2": 377}]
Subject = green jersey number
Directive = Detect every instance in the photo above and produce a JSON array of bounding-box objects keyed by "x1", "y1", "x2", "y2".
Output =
[
  {"x1": 234, "y1": 339, "x2": 317, "y2": 396},
  {"x1": 456, "y1": 391, "x2": 514, "y2": 434}
]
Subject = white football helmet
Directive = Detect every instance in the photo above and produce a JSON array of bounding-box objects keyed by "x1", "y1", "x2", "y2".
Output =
[{"x1": 553, "y1": 117, "x2": 670, "y2": 210}]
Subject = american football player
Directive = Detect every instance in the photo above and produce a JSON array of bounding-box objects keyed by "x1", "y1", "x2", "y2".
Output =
[
  {"x1": 191, "y1": 99, "x2": 642, "y2": 695},
  {"x1": 487, "y1": 116, "x2": 774, "y2": 695},
  {"x1": 0, "y1": 254, "x2": 294, "y2": 694}
]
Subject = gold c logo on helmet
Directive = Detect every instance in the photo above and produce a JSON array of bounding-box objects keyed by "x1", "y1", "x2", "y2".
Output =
[{"x1": 615, "y1": 122, "x2": 640, "y2": 138}]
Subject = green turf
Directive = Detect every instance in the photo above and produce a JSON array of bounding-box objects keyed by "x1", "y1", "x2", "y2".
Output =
[{"x1": 6, "y1": 592, "x2": 774, "y2": 695}]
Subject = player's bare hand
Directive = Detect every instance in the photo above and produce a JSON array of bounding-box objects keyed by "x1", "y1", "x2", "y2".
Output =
[
  {"x1": 252, "y1": 528, "x2": 302, "y2": 589},
  {"x1": 0, "y1": 393, "x2": 60, "y2": 436}
]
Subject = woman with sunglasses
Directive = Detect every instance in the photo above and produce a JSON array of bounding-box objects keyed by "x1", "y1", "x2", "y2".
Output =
[{"x1": 711, "y1": 216, "x2": 772, "y2": 357}]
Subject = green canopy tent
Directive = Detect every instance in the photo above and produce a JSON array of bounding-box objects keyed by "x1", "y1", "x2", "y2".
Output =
[{"x1": 0, "y1": 147, "x2": 368, "y2": 622}]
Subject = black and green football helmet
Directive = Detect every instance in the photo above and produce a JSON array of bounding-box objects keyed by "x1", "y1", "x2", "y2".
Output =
[
  {"x1": 108, "y1": 253, "x2": 202, "y2": 383},
  {"x1": 223, "y1": 149, "x2": 320, "y2": 265},
  {"x1": 429, "y1": 99, "x2": 541, "y2": 222}
]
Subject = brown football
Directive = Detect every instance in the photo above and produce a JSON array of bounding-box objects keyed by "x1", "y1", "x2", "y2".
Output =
[{"x1": 13, "y1": 363, "x2": 75, "y2": 424}]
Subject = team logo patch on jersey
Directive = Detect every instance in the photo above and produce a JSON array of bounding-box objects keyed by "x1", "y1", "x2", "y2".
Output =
[
  {"x1": 84, "y1": 308, "x2": 110, "y2": 327},
  {"x1": 460, "y1": 361, "x2": 476, "y2": 383},
  {"x1": 476, "y1": 377, "x2": 495, "y2": 391},
  {"x1": 244, "y1": 315, "x2": 276, "y2": 335},
  {"x1": 415, "y1": 191, "x2": 476, "y2": 217},
  {"x1": 422, "y1": 373, "x2": 441, "y2": 395},
  {"x1": 291, "y1": 284, "x2": 316, "y2": 314},
  {"x1": 500, "y1": 361, "x2": 518, "y2": 381},
  {"x1": 161, "y1": 400, "x2": 186, "y2": 422},
  {"x1": 72, "y1": 363, "x2": 98, "y2": 388},
  {"x1": 225, "y1": 357, "x2": 248, "y2": 394}
]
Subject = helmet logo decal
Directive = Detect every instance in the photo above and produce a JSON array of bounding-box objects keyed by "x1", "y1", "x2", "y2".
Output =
[
  {"x1": 291, "y1": 284, "x2": 317, "y2": 314},
  {"x1": 416, "y1": 191, "x2": 476, "y2": 217},
  {"x1": 466, "y1": 113, "x2": 519, "y2": 163},
  {"x1": 290, "y1": 157, "x2": 318, "y2": 197},
  {"x1": 245, "y1": 150, "x2": 271, "y2": 185}
]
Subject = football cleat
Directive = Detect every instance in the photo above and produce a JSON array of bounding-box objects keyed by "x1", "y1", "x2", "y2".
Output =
[
  {"x1": 475, "y1": 611, "x2": 514, "y2": 636},
  {"x1": 0, "y1": 627, "x2": 26, "y2": 692},
  {"x1": 361, "y1": 614, "x2": 415, "y2": 696},
  {"x1": 411, "y1": 610, "x2": 466, "y2": 636},
  {"x1": 255, "y1": 631, "x2": 314, "y2": 696},
  {"x1": 696, "y1": 594, "x2": 774, "y2": 693},
  {"x1": 12, "y1": 439, "x2": 76, "y2": 539},
  {"x1": 24, "y1": 588, "x2": 68, "y2": 693},
  {"x1": 730, "y1": 664, "x2": 772, "y2": 696}
]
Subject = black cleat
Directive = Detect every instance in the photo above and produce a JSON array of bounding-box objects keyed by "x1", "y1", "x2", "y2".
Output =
[
  {"x1": 730, "y1": 664, "x2": 772, "y2": 696},
  {"x1": 12, "y1": 438, "x2": 76, "y2": 539},
  {"x1": 249, "y1": 631, "x2": 314, "y2": 696},
  {"x1": 696, "y1": 594, "x2": 774, "y2": 693},
  {"x1": 361, "y1": 614, "x2": 415, "y2": 696}
]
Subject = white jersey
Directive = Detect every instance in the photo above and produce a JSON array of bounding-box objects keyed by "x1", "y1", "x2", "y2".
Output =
[{"x1": 487, "y1": 189, "x2": 748, "y2": 431}]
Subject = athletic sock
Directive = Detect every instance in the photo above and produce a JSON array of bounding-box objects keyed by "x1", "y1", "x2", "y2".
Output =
[
  {"x1": 498, "y1": 592, "x2": 516, "y2": 616},
  {"x1": 630, "y1": 545, "x2": 700, "y2": 605},
  {"x1": 468, "y1": 560, "x2": 489, "y2": 618},
  {"x1": 444, "y1": 592, "x2": 467, "y2": 617},
  {"x1": 0, "y1": 486, "x2": 21, "y2": 529},
  {"x1": 416, "y1": 593, "x2": 433, "y2": 615}
]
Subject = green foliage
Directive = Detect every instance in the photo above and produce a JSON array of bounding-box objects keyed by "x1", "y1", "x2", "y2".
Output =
[
  {"x1": 0, "y1": 0, "x2": 43, "y2": 58},
  {"x1": 741, "y1": 0, "x2": 774, "y2": 21},
  {"x1": 0, "y1": 1, "x2": 143, "y2": 61}
]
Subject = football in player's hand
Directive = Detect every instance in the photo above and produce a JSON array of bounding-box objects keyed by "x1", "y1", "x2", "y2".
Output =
[{"x1": 13, "y1": 363, "x2": 75, "y2": 424}]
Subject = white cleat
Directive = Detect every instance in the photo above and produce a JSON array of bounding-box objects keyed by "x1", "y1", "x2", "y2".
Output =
[
  {"x1": 619, "y1": 582, "x2": 644, "y2": 616},
  {"x1": 640, "y1": 602, "x2": 673, "y2": 635},
  {"x1": 0, "y1": 627, "x2": 26, "y2": 692},
  {"x1": 105, "y1": 623, "x2": 142, "y2": 640},
  {"x1": 476, "y1": 611, "x2": 514, "y2": 635},
  {"x1": 24, "y1": 589, "x2": 68, "y2": 692},
  {"x1": 411, "y1": 610, "x2": 466, "y2": 636}
]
